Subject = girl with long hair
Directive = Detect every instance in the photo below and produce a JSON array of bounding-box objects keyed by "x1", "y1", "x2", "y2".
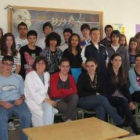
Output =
[
  {"x1": 63, "y1": 33, "x2": 82, "y2": 82},
  {"x1": 0, "y1": 28, "x2": 3, "y2": 50},
  {"x1": 128, "y1": 37, "x2": 140, "y2": 67},
  {"x1": 107, "y1": 53, "x2": 140, "y2": 135},
  {"x1": 0, "y1": 33, "x2": 21, "y2": 74}
]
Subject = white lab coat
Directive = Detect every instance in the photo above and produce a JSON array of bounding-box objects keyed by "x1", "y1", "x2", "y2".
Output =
[{"x1": 24, "y1": 71, "x2": 57, "y2": 127}]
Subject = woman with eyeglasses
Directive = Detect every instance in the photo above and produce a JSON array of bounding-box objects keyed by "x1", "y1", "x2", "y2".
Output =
[
  {"x1": 50, "y1": 58, "x2": 78, "y2": 122},
  {"x1": 24, "y1": 56, "x2": 58, "y2": 127}
]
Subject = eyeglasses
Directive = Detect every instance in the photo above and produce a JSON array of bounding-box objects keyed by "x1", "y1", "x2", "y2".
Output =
[{"x1": 3, "y1": 62, "x2": 13, "y2": 66}]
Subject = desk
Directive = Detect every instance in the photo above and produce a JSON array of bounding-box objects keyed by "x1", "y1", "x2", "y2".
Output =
[
  {"x1": 117, "y1": 135, "x2": 140, "y2": 140},
  {"x1": 23, "y1": 117, "x2": 129, "y2": 140}
]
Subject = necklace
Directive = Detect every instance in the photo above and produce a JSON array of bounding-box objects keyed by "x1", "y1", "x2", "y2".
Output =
[{"x1": 88, "y1": 73, "x2": 97, "y2": 89}]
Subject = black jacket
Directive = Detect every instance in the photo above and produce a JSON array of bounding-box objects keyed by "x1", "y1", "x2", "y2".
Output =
[{"x1": 106, "y1": 71, "x2": 132, "y2": 103}]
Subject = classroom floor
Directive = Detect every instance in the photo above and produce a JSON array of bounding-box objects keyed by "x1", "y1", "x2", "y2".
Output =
[{"x1": 9, "y1": 116, "x2": 138, "y2": 140}]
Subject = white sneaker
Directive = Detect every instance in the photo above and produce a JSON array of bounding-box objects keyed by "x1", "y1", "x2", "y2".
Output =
[
  {"x1": 14, "y1": 119, "x2": 20, "y2": 127},
  {"x1": 53, "y1": 108, "x2": 58, "y2": 114},
  {"x1": 8, "y1": 122, "x2": 16, "y2": 131},
  {"x1": 65, "y1": 119, "x2": 72, "y2": 122}
]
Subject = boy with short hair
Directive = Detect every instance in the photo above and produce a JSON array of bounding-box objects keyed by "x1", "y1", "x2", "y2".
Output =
[
  {"x1": 80, "y1": 24, "x2": 91, "y2": 69},
  {"x1": 59, "y1": 28, "x2": 73, "y2": 52},
  {"x1": 100, "y1": 25, "x2": 113, "y2": 47},
  {"x1": 15, "y1": 22, "x2": 28, "y2": 50},
  {"x1": 37, "y1": 22, "x2": 53, "y2": 49},
  {"x1": 80, "y1": 23, "x2": 91, "y2": 48},
  {"x1": 84, "y1": 28, "x2": 108, "y2": 71},
  {"x1": 20, "y1": 30, "x2": 42, "y2": 79},
  {"x1": 83, "y1": 28, "x2": 108, "y2": 89},
  {"x1": 0, "y1": 55, "x2": 31, "y2": 140}
]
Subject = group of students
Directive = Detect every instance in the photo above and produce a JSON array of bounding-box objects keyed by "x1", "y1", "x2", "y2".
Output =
[{"x1": 1, "y1": 21, "x2": 140, "y2": 140}]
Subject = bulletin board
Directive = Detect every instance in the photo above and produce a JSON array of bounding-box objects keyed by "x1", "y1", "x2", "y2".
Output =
[{"x1": 8, "y1": 6, "x2": 103, "y2": 41}]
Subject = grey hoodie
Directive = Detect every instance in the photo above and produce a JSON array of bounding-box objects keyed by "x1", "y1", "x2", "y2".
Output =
[{"x1": 106, "y1": 45, "x2": 130, "y2": 76}]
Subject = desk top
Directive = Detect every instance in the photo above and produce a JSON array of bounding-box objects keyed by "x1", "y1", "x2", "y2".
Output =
[
  {"x1": 23, "y1": 117, "x2": 129, "y2": 140},
  {"x1": 117, "y1": 135, "x2": 140, "y2": 140}
]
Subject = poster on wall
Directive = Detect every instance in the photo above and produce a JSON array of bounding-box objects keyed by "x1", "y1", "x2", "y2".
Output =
[
  {"x1": 8, "y1": 6, "x2": 103, "y2": 42},
  {"x1": 136, "y1": 24, "x2": 140, "y2": 33},
  {"x1": 112, "y1": 23, "x2": 125, "y2": 34}
]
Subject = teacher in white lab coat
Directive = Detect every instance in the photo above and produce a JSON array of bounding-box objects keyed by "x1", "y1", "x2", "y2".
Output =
[{"x1": 24, "y1": 56, "x2": 58, "y2": 127}]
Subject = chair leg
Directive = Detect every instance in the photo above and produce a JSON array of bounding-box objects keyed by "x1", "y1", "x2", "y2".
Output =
[
  {"x1": 134, "y1": 102, "x2": 139, "y2": 125},
  {"x1": 76, "y1": 109, "x2": 84, "y2": 119}
]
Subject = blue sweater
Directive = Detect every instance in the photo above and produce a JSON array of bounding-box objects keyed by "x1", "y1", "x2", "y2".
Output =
[{"x1": 129, "y1": 68, "x2": 140, "y2": 94}]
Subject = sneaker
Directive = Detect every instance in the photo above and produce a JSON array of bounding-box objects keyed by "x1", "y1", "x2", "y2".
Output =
[
  {"x1": 14, "y1": 119, "x2": 20, "y2": 127},
  {"x1": 65, "y1": 119, "x2": 72, "y2": 122},
  {"x1": 131, "y1": 122, "x2": 140, "y2": 135},
  {"x1": 53, "y1": 108, "x2": 58, "y2": 114},
  {"x1": 14, "y1": 122, "x2": 20, "y2": 127},
  {"x1": 8, "y1": 122, "x2": 16, "y2": 131}
]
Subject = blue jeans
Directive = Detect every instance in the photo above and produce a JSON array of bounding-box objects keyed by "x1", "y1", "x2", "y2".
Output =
[
  {"x1": 78, "y1": 95, "x2": 123, "y2": 125},
  {"x1": 0, "y1": 101, "x2": 31, "y2": 140}
]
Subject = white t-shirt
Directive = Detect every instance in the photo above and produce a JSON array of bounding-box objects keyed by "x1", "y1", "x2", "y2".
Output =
[
  {"x1": 59, "y1": 43, "x2": 68, "y2": 52},
  {"x1": 36, "y1": 37, "x2": 46, "y2": 49},
  {"x1": 15, "y1": 36, "x2": 28, "y2": 50},
  {"x1": 111, "y1": 44, "x2": 120, "y2": 52},
  {"x1": 0, "y1": 73, "x2": 24, "y2": 101},
  {"x1": 94, "y1": 44, "x2": 99, "y2": 50}
]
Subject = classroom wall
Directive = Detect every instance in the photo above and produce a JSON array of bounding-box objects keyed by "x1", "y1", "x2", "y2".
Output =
[{"x1": 0, "y1": 0, "x2": 140, "y2": 40}]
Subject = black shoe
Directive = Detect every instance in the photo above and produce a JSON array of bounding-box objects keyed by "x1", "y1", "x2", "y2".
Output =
[{"x1": 131, "y1": 122, "x2": 140, "y2": 135}]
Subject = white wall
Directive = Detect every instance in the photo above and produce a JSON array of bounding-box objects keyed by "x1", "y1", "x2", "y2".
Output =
[{"x1": 0, "y1": 0, "x2": 140, "y2": 40}]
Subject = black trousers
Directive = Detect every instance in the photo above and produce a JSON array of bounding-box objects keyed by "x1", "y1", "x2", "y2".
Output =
[
  {"x1": 56, "y1": 94, "x2": 78, "y2": 121},
  {"x1": 131, "y1": 91, "x2": 140, "y2": 103},
  {"x1": 108, "y1": 97, "x2": 133, "y2": 122}
]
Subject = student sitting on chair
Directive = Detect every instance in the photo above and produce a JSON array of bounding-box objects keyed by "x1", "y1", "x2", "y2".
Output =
[
  {"x1": 129, "y1": 54, "x2": 140, "y2": 103},
  {"x1": 107, "y1": 53, "x2": 140, "y2": 135},
  {"x1": 77, "y1": 57, "x2": 129, "y2": 127},
  {"x1": 50, "y1": 58, "x2": 78, "y2": 122},
  {"x1": 0, "y1": 55, "x2": 31, "y2": 140},
  {"x1": 24, "y1": 56, "x2": 58, "y2": 127}
]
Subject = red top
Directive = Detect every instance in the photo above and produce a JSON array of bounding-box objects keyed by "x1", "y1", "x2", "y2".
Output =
[{"x1": 50, "y1": 72, "x2": 77, "y2": 99}]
